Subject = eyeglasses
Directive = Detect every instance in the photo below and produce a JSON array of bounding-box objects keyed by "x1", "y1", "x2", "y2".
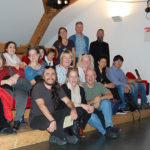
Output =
[{"x1": 29, "y1": 53, "x2": 38, "y2": 57}]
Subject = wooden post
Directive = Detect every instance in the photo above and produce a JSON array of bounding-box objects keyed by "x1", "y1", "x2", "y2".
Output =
[{"x1": 28, "y1": 0, "x2": 78, "y2": 46}]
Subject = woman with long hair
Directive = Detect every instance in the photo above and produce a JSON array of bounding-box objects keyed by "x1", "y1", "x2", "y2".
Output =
[
  {"x1": 3, "y1": 41, "x2": 26, "y2": 69},
  {"x1": 76, "y1": 54, "x2": 94, "y2": 83},
  {"x1": 59, "y1": 68, "x2": 94, "y2": 137},
  {"x1": 95, "y1": 56, "x2": 120, "y2": 114},
  {"x1": 52, "y1": 27, "x2": 76, "y2": 66}
]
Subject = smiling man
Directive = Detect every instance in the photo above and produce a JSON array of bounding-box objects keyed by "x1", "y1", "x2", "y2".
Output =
[{"x1": 29, "y1": 66, "x2": 79, "y2": 145}]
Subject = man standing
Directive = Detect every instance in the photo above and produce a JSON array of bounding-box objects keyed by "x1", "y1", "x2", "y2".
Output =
[
  {"x1": 69, "y1": 21, "x2": 89, "y2": 62},
  {"x1": 83, "y1": 68, "x2": 120, "y2": 139},
  {"x1": 106, "y1": 55, "x2": 148, "y2": 112},
  {"x1": 89, "y1": 29, "x2": 110, "y2": 68},
  {"x1": 29, "y1": 66, "x2": 79, "y2": 145}
]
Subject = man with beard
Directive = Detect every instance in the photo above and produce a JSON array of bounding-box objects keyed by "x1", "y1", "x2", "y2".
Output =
[
  {"x1": 29, "y1": 66, "x2": 79, "y2": 145},
  {"x1": 89, "y1": 29, "x2": 110, "y2": 68}
]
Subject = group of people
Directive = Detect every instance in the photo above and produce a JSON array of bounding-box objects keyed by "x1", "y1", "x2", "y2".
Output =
[{"x1": 0, "y1": 21, "x2": 148, "y2": 146}]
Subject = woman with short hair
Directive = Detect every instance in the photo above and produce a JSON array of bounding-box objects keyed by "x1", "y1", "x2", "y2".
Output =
[
  {"x1": 56, "y1": 50, "x2": 73, "y2": 85},
  {"x1": 25, "y1": 46, "x2": 45, "y2": 86}
]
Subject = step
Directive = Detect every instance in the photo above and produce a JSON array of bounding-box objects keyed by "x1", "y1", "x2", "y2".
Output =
[{"x1": 1, "y1": 109, "x2": 150, "y2": 150}]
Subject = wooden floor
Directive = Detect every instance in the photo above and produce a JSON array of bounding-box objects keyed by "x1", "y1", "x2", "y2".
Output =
[
  {"x1": 13, "y1": 117, "x2": 150, "y2": 150},
  {"x1": 1, "y1": 109, "x2": 150, "y2": 150}
]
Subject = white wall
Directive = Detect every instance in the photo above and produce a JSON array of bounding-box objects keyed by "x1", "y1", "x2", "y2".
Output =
[
  {"x1": 45, "y1": 0, "x2": 150, "y2": 81},
  {"x1": 0, "y1": 0, "x2": 44, "y2": 45}
]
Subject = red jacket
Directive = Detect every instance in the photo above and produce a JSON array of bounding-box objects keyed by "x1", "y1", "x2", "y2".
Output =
[{"x1": 0, "y1": 88, "x2": 13, "y2": 121}]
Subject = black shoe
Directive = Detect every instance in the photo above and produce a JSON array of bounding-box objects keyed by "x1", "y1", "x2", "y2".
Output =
[
  {"x1": 141, "y1": 103, "x2": 150, "y2": 109},
  {"x1": 117, "y1": 108, "x2": 130, "y2": 114},
  {"x1": 50, "y1": 136, "x2": 67, "y2": 145},
  {"x1": 0, "y1": 127, "x2": 16, "y2": 135},
  {"x1": 112, "y1": 127, "x2": 122, "y2": 135},
  {"x1": 13, "y1": 121, "x2": 21, "y2": 130},
  {"x1": 105, "y1": 127, "x2": 119, "y2": 139},
  {"x1": 66, "y1": 135, "x2": 79, "y2": 144}
]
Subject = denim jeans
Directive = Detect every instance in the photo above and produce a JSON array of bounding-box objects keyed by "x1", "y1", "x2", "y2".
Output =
[
  {"x1": 116, "y1": 85, "x2": 126, "y2": 108},
  {"x1": 88, "y1": 99, "x2": 113, "y2": 135},
  {"x1": 130, "y1": 83, "x2": 147, "y2": 104}
]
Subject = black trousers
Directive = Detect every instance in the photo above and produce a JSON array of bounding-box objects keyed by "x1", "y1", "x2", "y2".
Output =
[
  {"x1": 30, "y1": 107, "x2": 91, "y2": 138},
  {"x1": 0, "y1": 99, "x2": 11, "y2": 130}
]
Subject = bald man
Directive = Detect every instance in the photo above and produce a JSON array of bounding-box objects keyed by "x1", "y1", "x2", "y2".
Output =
[{"x1": 83, "y1": 68, "x2": 121, "y2": 139}]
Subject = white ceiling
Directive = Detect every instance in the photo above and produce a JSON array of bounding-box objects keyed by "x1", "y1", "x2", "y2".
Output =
[{"x1": 0, "y1": 0, "x2": 43, "y2": 46}]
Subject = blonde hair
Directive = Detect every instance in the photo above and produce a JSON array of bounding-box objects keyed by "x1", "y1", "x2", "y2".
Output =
[
  {"x1": 60, "y1": 50, "x2": 73, "y2": 64},
  {"x1": 76, "y1": 54, "x2": 94, "y2": 69}
]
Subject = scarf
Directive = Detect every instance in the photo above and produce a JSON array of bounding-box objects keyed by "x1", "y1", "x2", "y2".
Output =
[{"x1": 67, "y1": 82, "x2": 81, "y2": 107}]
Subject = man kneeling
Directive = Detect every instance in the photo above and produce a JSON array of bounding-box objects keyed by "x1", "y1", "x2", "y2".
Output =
[{"x1": 29, "y1": 66, "x2": 79, "y2": 145}]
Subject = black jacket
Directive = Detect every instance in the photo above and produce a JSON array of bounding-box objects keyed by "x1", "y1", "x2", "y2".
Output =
[
  {"x1": 89, "y1": 40, "x2": 110, "y2": 68},
  {"x1": 57, "y1": 84, "x2": 87, "y2": 110}
]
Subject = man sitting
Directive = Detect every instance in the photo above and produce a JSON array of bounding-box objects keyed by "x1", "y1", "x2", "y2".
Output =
[
  {"x1": 29, "y1": 66, "x2": 79, "y2": 145},
  {"x1": 83, "y1": 68, "x2": 121, "y2": 139},
  {"x1": 106, "y1": 55, "x2": 148, "y2": 112}
]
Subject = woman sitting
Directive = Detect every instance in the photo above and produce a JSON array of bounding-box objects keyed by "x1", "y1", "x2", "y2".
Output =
[
  {"x1": 0, "y1": 52, "x2": 28, "y2": 132},
  {"x1": 22, "y1": 46, "x2": 47, "y2": 65},
  {"x1": 76, "y1": 54, "x2": 94, "y2": 83},
  {"x1": 25, "y1": 46, "x2": 45, "y2": 86},
  {"x1": 56, "y1": 50, "x2": 73, "y2": 85},
  {"x1": 59, "y1": 68, "x2": 94, "y2": 138},
  {"x1": 3, "y1": 41, "x2": 26, "y2": 69},
  {"x1": 95, "y1": 56, "x2": 120, "y2": 114}
]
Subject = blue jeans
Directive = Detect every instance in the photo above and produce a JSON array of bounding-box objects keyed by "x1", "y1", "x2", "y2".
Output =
[
  {"x1": 116, "y1": 85, "x2": 126, "y2": 108},
  {"x1": 130, "y1": 83, "x2": 147, "y2": 104},
  {"x1": 88, "y1": 99, "x2": 113, "y2": 135}
]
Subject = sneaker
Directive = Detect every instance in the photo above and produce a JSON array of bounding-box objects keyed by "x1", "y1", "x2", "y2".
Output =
[
  {"x1": 13, "y1": 121, "x2": 21, "y2": 130},
  {"x1": 66, "y1": 135, "x2": 79, "y2": 144},
  {"x1": 78, "y1": 128, "x2": 85, "y2": 138},
  {"x1": 50, "y1": 136, "x2": 67, "y2": 145},
  {"x1": 105, "y1": 127, "x2": 119, "y2": 139},
  {"x1": 116, "y1": 108, "x2": 127, "y2": 114}
]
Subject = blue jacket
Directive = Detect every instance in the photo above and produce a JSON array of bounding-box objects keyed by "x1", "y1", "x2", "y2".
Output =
[{"x1": 69, "y1": 34, "x2": 89, "y2": 57}]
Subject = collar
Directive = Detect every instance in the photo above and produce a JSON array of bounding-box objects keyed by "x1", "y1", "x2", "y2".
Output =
[
  {"x1": 45, "y1": 56, "x2": 52, "y2": 64},
  {"x1": 112, "y1": 65, "x2": 118, "y2": 70}
]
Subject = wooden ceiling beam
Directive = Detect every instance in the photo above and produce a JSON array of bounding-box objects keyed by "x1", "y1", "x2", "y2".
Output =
[{"x1": 28, "y1": 0, "x2": 78, "y2": 46}]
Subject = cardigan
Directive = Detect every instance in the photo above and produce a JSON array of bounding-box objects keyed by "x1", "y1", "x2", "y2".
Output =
[{"x1": 56, "y1": 83, "x2": 87, "y2": 110}]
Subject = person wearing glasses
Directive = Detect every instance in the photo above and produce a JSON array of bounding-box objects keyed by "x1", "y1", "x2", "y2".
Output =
[{"x1": 25, "y1": 46, "x2": 45, "y2": 86}]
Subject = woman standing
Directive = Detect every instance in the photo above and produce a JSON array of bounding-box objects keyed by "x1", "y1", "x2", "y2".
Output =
[
  {"x1": 52, "y1": 27, "x2": 76, "y2": 66},
  {"x1": 25, "y1": 46, "x2": 45, "y2": 86}
]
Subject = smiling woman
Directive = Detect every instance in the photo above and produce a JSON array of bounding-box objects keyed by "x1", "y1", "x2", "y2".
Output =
[
  {"x1": 3, "y1": 41, "x2": 27, "y2": 69},
  {"x1": 56, "y1": 50, "x2": 73, "y2": 85},
  {"x1": 25, "y1": 46, "x2": 45, "y2": 86}
]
